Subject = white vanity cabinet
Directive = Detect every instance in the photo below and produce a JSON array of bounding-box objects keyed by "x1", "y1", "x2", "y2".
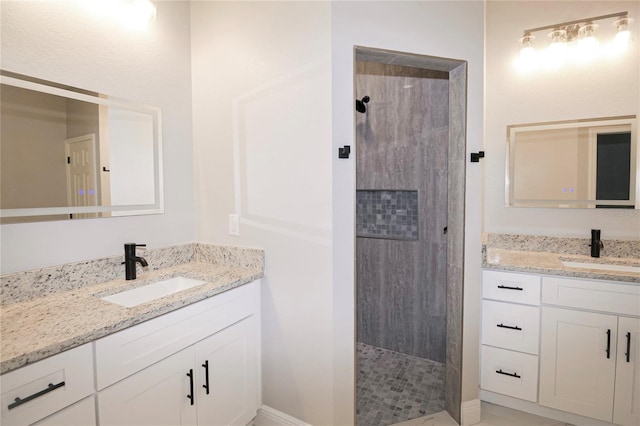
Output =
[
  {"x1": 481, "y1": 270, "x2": 640, "y2": 426},
  {"x1": 0, "y1": 343, "x2": 95, "y2": 426},
  {"x1": 98, "y1": 316, "x2": 258, "y2": 426},
  {"x1": 480, "y1": 271, "x2": 541, "y2": 402},
  {"x1": 96, "y1": 280, "x2": 261, "y2": 426},
  {"x1": 539, "y1": 276, "x2": 640, "y2": 425}
]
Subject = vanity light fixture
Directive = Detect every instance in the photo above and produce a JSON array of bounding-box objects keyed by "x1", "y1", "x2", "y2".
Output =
[{"x1": 515, "y1": 11, "x2": 633, "y2": 72}]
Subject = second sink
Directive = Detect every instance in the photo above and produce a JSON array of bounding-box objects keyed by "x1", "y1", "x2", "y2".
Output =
[{"x1": 101, "y1": 276, "x2": 208, "y2": 308}]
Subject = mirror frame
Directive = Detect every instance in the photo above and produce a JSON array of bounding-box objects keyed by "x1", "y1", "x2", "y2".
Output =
[
  {"x1": 0, "y1": 72, "x2": 164, "y2": 221},
  {"x1": 506, "y1": 115, "x2": 638, "y2": 209}
]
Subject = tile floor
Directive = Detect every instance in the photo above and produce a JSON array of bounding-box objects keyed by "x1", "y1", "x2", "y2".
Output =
[
  {"x1": 356, "y1": 342, "x2": 573, "y2": 426},
  {"x1": 391, "y1": 402, "x2": 573, "y2": 426},
  {"x1": 356, "y1": 343, "x2": 446, "y2": 426}
]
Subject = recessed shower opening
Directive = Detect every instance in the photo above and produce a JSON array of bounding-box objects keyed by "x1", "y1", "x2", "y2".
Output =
[{"x1": 354, "y1": 46, "x2": 467, "y2": 426}]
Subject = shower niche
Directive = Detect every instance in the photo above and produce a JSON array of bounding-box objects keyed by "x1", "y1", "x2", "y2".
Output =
[{"x1": 356, "y1": 190, "x2": 419, "y2": 241}]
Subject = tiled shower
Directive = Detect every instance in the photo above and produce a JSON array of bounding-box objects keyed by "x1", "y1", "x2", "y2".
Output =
[{"x1": 355, "y1": 55, "x2": 450, "y2": 426}]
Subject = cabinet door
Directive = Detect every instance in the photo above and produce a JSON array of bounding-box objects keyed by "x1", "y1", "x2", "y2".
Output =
[
  {"x1": 98, "y1": 348, "x2": 197, "y2": 426},
  {"x1": 539, "y1": 307, "x2": 617, "y2": 422},
  {"x1": 33, "y1": 396, "x2": 96, "y2": 426},
  {"x1": 614, "y1": 316, "x2": 640, "y2": 426},
  {"x1": 195, "y1": 316, "x2": 259, "y2": 426}
]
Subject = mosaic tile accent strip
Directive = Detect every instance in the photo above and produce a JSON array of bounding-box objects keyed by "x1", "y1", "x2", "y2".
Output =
[
  {"x1": 357, "y1": 343, "x2": 445, "y2": 426},
  {"x1": 357, "y1": 190, "x2": 419, "y2": 240}
]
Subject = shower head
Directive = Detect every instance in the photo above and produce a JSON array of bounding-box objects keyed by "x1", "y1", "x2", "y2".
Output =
[{"x1": 355, "y1": 96, "x2": 370, "y2": 113}]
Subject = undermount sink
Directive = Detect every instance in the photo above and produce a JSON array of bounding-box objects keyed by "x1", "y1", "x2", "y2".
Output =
[
  {"x1": 561, "y1": 261, "x2": 640, "y2": 274},
  {"x1": 101, "y1": 276, "x2": 208, "y2": 308}
]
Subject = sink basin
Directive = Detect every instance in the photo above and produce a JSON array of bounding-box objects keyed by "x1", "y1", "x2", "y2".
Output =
[
  {"x1": 561, "y1": 261, "x2": 640, "y2": 274},
  {"x1": 101, "y1": 276, "x2": 208, "y2": 307}
]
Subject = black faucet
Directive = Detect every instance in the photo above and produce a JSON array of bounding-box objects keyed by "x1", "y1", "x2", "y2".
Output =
[
  {"x1": 123, "y1": 243, "x2": 148, "y2": 280},
  {"x1": 590, "y1": 229, "x2": 604, "y2": 258}
]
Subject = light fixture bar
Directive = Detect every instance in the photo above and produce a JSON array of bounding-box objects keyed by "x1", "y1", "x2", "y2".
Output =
[{"x1": 523, "y1": 11, "x2": 627, "y2": 34}]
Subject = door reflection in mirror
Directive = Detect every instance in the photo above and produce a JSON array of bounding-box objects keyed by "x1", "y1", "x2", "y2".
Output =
[{"x1": 0, "y1": 71, "x2": 162, "y2": 223}]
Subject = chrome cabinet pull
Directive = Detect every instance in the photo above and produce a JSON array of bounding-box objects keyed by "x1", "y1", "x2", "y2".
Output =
[{"x1": 8, "y1": 381, "x2": 65, "y2": 410}]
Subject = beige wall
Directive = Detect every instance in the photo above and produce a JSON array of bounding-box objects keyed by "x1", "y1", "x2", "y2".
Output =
[
  {"x1": 1, "y1": 86, "x2": 68, "y2": 209},
  {"x1": 485, "y1": 0, "x2": 640, "y2": 239}
]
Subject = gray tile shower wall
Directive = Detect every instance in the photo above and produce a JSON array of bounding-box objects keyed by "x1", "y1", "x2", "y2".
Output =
[
  {"x1": 356, "y1": 61, "x2": 449, "y2": 363},
  {"x1": 356, "y1": 190, "x2": 419, "y2": 240}
]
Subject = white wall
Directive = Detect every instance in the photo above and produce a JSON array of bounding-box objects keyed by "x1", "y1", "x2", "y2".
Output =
[
  {"x1": 0, "y1": 1, "x2": 195, "y2": 273},
  {"x1": 193, "y1": 1, "x2": 484, "y2": 424},
  {"x1": 190, "y1": 2, "x2": 333, "y2": 424},
  {"x1": 485, "y1": 0, "x2": 640, "y2": 239}
]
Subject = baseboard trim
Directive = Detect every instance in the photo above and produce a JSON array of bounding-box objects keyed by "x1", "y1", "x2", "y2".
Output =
[
  {"x1": 460, "y1": 399, "x2": 482, "y2": 426},
  {"x1": 252, "y1": 405, "x2": 312, "y2": 426}
]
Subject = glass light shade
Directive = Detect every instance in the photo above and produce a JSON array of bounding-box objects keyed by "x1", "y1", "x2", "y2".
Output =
[
  {"x1": 612, "y1": 29, "x2": 631, "y2": 54},
  {"x1": 544, "y1": 30, "x2": 567, "y2": 69},
  {"x1": 611, "y1": 17, "x2": 633, "y2": 55},
  {"x1": 576, "y1": 23, "x2": 600, "y2": 63},
  {"x1": 515, "y1": 34, "x2": 538, "y2": 72}
]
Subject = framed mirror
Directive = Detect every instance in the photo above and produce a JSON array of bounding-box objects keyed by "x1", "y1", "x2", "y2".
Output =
[
  {"x1": 0, "y1": 71, "x2": 163, "y2": 223},
  {"x1": 507, "y1": 115, "x2": 637, "y2": 209}
]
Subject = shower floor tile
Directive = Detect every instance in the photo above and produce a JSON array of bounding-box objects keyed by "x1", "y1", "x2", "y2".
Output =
[{"x1": 357, "y1": 342, "x2": 446, "y2": 426}]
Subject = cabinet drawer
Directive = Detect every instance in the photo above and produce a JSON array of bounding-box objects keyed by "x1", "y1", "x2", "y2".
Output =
[
  {"x1": 33, "y1": 396, "x2": 96, "y2": 426},
  {"x1": 482, "y1": 300, "x2": 540, "y2": 355},
  {"x1": 481, "y1": 345, "x2": 538, "y2": 402},
  {"x1": 542, "y1": 276, "x2": 640, "y2": 316},
  {"x1": 483, "y1": 271, "x2": 540, "y2": 305},
  {"x1": 95, "y1": 280, "x2": 259, "y2": 390},
  {"x1": 0, "y1": 344, "x2": 94, "y2": 426}
]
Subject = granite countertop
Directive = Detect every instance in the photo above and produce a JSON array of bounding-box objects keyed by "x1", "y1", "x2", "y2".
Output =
[
  {"x1": 484, "y1": 247, "x2": 640, "y2": 284},
  {"x1": 0, "y1": 262, "x2": 263, "y2": 374}
]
